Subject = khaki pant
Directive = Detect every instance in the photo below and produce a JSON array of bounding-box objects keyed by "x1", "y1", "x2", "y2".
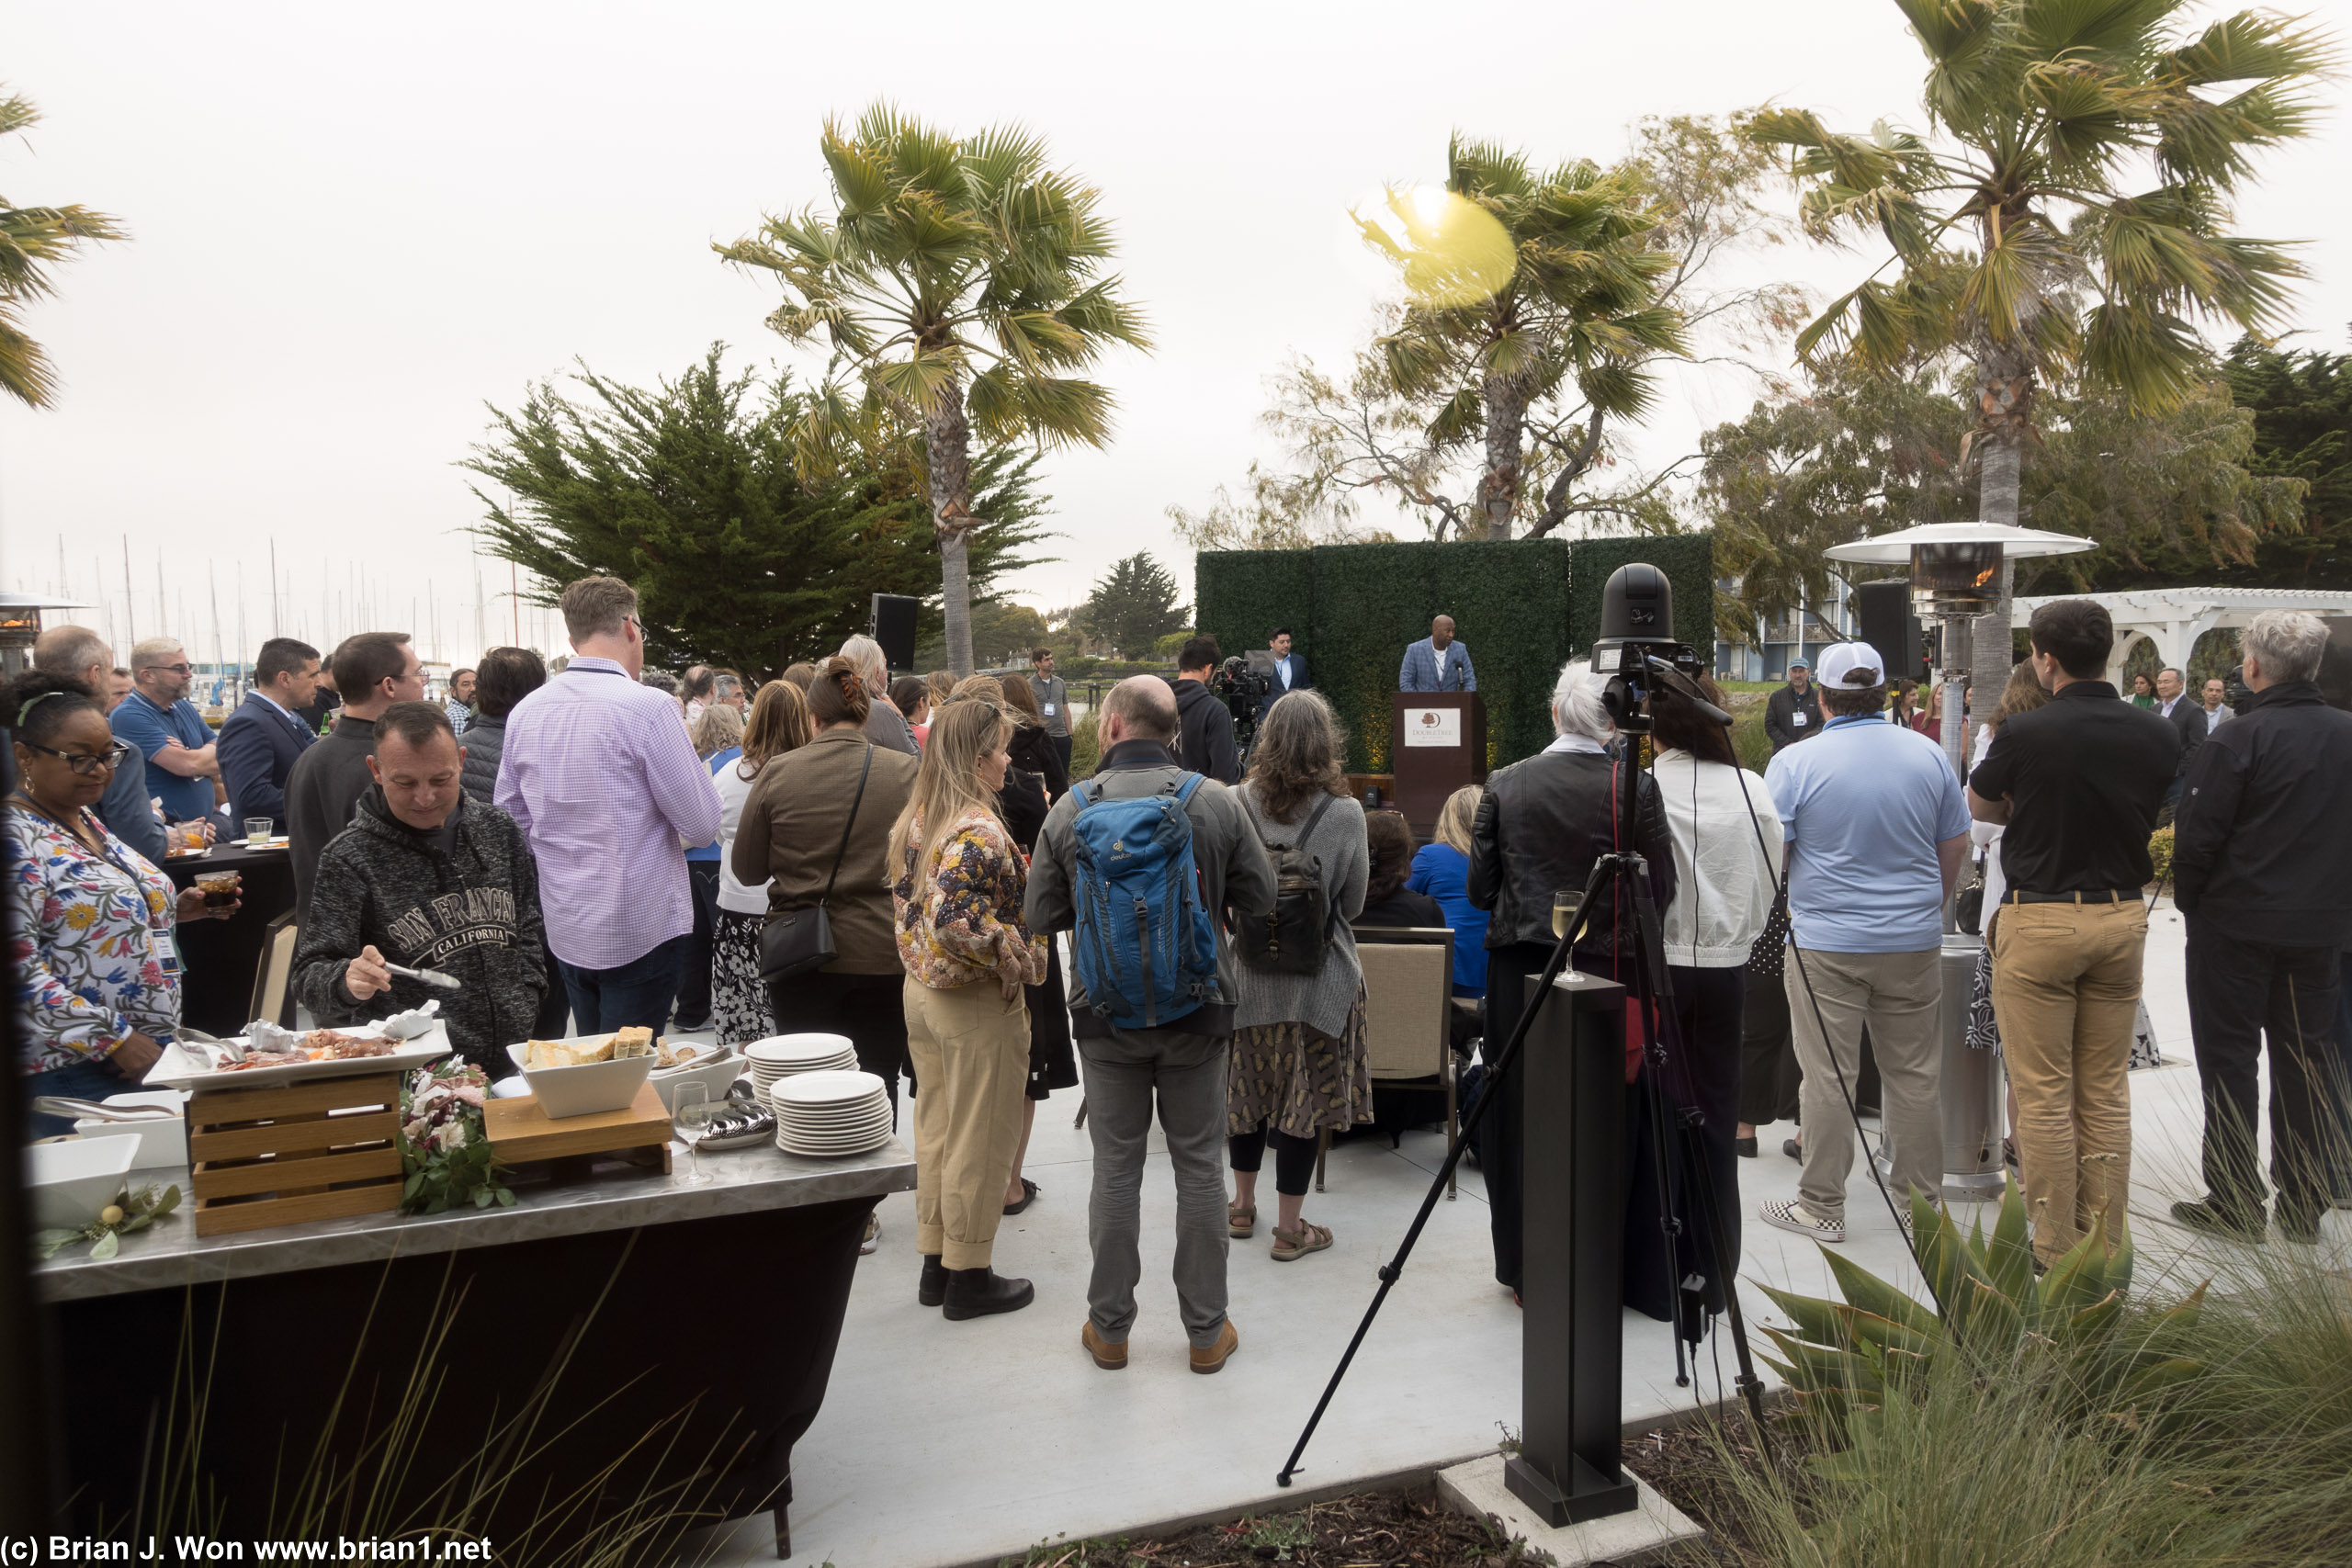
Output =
[
  {"x1": 903, "y1": 976, "x2": 1032, "y2": 1270},
  {"x1": 1989, "y1": 900, "x2": 2146, "y2": 1264},
  {"x1": 1786, "y1": 947, "x2": 1943, "y2": 1225}
]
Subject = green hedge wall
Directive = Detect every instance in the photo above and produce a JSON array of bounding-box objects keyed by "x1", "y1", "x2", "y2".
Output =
[
  {"x1": 1566, "y1": 532, "x2": 1718, "y2": 656},
  {"x1": 1196, "y1": 533, "x2": 1713, "y2": 775}
]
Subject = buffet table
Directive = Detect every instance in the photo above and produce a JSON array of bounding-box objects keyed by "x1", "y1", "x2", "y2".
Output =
[
  {"x1": 161, "y1": 837, "x2": 298, "y2": 1033},
  {"x1": 37, "y1": 1135, "x2": 913, "y2": 1562}
]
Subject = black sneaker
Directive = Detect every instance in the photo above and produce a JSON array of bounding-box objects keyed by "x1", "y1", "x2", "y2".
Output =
[{"x1": 2170, "y1": 1198, "x2": 2266, "y2": 1242}]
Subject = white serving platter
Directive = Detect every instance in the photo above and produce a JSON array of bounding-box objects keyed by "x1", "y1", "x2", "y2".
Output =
[{"x1": 142, "y1": 1024, "x2": 455, "y2": 1092}]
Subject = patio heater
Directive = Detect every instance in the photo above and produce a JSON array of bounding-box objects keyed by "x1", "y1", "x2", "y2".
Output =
[
  {"x1": 1822, "y1": 524, "x2": 2093, "y2": 1202},
  {"x1": 1822, "y1": 523, "x2": 2095, "y2": 774},
  {"x1": 0, "y1": 592, "x2": 92, "y2": 679}
]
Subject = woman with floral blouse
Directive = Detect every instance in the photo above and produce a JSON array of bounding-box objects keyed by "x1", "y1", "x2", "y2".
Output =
[
  {"x1": 8, "y1": 674, "x2": 237, "y2": 1138},
  {"x1": 888, "y1": 692, "x2": 1046, "y2": 1323}
]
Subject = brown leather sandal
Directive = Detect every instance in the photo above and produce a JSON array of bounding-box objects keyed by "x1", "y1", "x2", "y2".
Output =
[
  {"x1": 1227, "y1": 1201, "x2": 1256, "y2": 1239},
  {"x1": 1270, "y1": 1220, "x2": 1333, "y2": 1261}
]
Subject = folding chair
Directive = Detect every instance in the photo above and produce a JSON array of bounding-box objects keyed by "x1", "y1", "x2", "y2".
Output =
[{"x1": 1321, "y1": 925, "x2": 1458, "y2": 1197}]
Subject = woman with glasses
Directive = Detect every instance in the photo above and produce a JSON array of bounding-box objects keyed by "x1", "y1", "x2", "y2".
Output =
[{"x1": 7, "y1": 673, "x2": 239, "y2": 1139}]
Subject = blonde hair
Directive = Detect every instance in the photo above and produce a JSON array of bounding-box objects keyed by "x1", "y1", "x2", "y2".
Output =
[
  {"x1": 690, "y1": 702, "x2": 744, "y2": 760},
  {"x1": 1436, "y1": 784, "x2": 1482, "y2": 856},
  {"x1": 888, "y1": 694, "x2": 1012, "y2": 886},
  {"x1": 740, "y1": 681, "x2": 812, "y2": 773}
]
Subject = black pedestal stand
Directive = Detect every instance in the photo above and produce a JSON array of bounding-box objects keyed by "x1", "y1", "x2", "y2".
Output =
[{"x1": 1505, "y1": 965, "x2": 1639, "y2": 1525}]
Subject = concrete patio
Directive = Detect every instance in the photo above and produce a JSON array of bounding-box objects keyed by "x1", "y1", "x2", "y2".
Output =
[{"x1": 684, "y1": 902, "x2": 2348, "y2": 1568}]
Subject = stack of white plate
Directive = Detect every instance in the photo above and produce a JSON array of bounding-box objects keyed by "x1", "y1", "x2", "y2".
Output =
[
  {"x1": 745, "y1": 1034, "x2": 856, "y2": 1099},
  {"x1": 772, "y1": 1070, "x2": 893, "y2": 1157}
]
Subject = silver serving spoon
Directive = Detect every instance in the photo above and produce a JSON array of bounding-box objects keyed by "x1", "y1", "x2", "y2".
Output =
[{"x1": 386, "y1": 963, "x2": 462, "y2": 990}]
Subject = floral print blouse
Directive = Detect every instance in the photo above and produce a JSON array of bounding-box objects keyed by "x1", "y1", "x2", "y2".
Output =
[
  {"x1": 7, "y1": 804, "x2": 181, "y2": 1073},
  {"x1": 891, "y1": 807, "x2": 1046, "y2": 993}
]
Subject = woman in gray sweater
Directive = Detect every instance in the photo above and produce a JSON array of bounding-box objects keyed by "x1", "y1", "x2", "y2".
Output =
[{"x1": 1227, "y1": 690, "x2": 1370, "y2": 1261}]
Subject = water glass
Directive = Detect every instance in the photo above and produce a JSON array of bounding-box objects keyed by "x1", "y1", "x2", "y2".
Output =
[{"x1": 243, "y1": 817, "x2": 273, "y2": 848}]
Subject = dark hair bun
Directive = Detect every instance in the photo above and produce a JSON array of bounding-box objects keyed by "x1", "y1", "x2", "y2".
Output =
[{"x1": 805, "y1": 656, "x2": 871, "y2": 728}]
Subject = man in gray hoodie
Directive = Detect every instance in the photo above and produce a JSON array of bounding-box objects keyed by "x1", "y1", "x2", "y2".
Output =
[{"x1": 292, "y1": 702, "x2": 547, "y2": 1074}]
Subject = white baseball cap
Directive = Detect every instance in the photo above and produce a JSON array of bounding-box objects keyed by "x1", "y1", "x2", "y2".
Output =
[{"x1": 1816, "y1": 642, "x2": 1885, "y2": 689}]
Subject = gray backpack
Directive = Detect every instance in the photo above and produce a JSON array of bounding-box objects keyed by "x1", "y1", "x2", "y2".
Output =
[{"x1": 1234, "y1": 791, "x2": 1340, "y2": 976}]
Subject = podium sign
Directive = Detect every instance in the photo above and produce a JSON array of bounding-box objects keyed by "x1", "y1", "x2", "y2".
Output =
[{"x1": 1391, "y1": 693, "x2": 1486, "y2": 836}]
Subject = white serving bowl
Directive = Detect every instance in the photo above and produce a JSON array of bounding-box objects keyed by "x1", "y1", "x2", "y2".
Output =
[
  {"x1": 503, "y1": 1043, "x2": 656, "y2": 1120},
  {"x1": 70, "y1": 1090, "x2": 190, "y2": 1171},
  {"x1": 649, "y1": 1049, "x2": 745, "y2": 1114},
  {"x1": 27, "y1": 1138, "x2": 139, "y2": 1231}
]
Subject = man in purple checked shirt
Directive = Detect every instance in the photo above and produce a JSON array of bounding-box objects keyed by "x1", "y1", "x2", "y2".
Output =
[{"x1": 495, "y1": 575, "x2": 722, "y2": 1034}]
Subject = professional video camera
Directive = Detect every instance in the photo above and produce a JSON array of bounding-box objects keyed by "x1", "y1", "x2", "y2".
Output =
[
  {"x1": 1210, "y1": 656, "x2": 1271, "y2": 748},
  {"x1": 1587, "y1": 563, "x2": 1705, "y2": 731}
]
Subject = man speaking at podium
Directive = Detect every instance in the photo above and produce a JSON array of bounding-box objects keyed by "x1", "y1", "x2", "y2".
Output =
[{"x1": 1400, "y1": 615, "x2": 1477, "y2": 693}]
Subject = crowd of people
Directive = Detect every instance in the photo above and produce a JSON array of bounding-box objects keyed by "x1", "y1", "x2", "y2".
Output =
[{"x1": 10, "y1": 577, "x2": 2350, "y2": 1371}]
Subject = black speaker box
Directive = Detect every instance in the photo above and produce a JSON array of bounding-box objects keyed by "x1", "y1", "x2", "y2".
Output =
[
  {"x1": 1854, "y1": 580, "x2": 1928, "y2": 685},
  {"x1": 871, "y1": 593, "x2": 919, "y2": 671}
]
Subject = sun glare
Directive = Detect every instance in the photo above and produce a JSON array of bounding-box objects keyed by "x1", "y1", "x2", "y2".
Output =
[{"x1": 1352, "y1": 185, "x2": 1516, "y2": 309}]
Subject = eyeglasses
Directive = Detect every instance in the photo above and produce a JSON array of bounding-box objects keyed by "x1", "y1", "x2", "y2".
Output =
[
  {"x1": 142, "y1": 662, "x2": 195, "y2": 676},
  {"x1": 19, "y1": 739, "x2": 136, "y2": 777}
]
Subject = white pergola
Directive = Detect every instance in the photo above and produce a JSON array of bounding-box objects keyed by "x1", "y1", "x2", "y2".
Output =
[{"x1": 2011, "y1": 587, "x2": 2352, "y2": 683}]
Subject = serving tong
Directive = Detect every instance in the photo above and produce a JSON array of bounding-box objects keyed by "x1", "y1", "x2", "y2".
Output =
[{"x1": 31, "y1": 1096, "x2": 178, "y2": 1122}]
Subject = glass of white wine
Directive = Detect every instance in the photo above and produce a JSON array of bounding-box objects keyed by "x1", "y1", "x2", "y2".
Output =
[
  {"x1": 1552, "y1": 890, "x2": 1582, "y2": 942},
  {"x1": 672, "y1": 1081, "x2": 715, "y2": 1187}
]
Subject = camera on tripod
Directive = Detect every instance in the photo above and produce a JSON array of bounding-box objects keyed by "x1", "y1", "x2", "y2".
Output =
[
  {"x1": 1210, "y1": 656, "x2": 1270, "y2": 747},
  {"x1": 1588, "y1": 563, "x2": 1702, "y2": 732}
]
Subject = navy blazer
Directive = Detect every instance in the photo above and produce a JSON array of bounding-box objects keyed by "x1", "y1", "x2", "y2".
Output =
[
  {"x1": 218, "y1": 693, "x2": 316, "y2": 830},
  {"x1": 1261, "y1": 652, "x2": 1311, "y2": 716}
]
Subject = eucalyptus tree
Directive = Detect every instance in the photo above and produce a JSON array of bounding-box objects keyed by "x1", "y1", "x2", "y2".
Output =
[
  {"x1": 1361, "y1": 139, "x2": 1687, "y2": 540},
  {"x1": 718, "y1": 105, "x2": 1148, "y2": 674},
  {"x1": 1750, "y1": 0, "x2": 2331, "y2": 681},
  {"x1": 0, "y1": 89, "x2": 125, "y2": 408}
]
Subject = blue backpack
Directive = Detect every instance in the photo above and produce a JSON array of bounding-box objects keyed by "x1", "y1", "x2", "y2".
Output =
[{"x1": 1068, "y1": 773, "x2": 1220, "y2": 1031}]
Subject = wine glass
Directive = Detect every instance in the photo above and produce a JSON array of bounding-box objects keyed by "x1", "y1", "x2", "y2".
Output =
[
  {"x1": 1552, "y1": 889, "x2": 1583, "y2": 942},
  {"x1": 672, "y1": 1081, "x2": 715, "y2": 1187}
]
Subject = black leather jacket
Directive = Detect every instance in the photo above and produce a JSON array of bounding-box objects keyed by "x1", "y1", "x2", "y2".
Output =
[{"x1": 1468, "y1": 746, "x2": 1677, "y2": 956}]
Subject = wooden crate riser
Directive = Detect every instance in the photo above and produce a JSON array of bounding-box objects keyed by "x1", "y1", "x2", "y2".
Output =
[{"x1": 188, "y1": 1070, "x2": 408, "y2": 1235}]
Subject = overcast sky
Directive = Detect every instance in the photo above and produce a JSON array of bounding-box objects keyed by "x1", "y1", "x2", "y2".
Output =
[{"x1": 6, "y1": 0, "x2": 2346, "y2": 667}]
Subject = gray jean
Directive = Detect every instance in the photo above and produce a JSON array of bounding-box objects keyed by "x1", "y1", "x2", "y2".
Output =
[{"x1": 1079, "y1": 1024, "x2": 1231, "y2": 1348}]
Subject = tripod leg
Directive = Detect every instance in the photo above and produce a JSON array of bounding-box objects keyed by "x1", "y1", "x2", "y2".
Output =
[
  {"x1": 1676, "y1": 1104, "x2": 1771, "y2": 1442},
  {"x1": 1276, "y1": 892, "x2": 1598, "y2": 1488}
]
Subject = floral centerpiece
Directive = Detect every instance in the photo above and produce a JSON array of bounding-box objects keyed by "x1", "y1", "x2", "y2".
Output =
[{"x1": 399, "y1": 1058, "x2": 514, "y2": 1213}]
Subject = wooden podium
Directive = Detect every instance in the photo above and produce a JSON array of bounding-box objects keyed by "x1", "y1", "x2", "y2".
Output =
[{"x1": 1391, "y1": 692, "x2": 1487, "y2": 838}]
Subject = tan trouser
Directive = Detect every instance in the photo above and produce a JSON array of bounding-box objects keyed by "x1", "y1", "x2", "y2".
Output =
[
  {"x1": 903, "y1": 976, "x2": 1031, "y2": 1270},
  {"x1": 1785, "y1": 946, "x2": 1943, "y2": 1225},
  {"x1": 1988, "y1": 899, "x2": 2146, "y2": 1265}
]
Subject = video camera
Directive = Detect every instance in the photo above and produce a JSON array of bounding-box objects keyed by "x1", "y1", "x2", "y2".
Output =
[
  {"x1": 1587, "y1": 563, "x2": 1704, "y2": 733},
  {"x1": 1210, "y1": 656, "x2": 1271, "y2": 749}
]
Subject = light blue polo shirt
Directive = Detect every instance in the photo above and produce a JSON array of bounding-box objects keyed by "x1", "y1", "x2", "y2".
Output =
[{"x1": 1766, "y1": 714, "x2": 1969, "y2": 953}]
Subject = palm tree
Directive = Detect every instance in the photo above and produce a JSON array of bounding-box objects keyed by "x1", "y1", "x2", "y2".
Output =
[
  {"x1": 718, "y1": 105, "x2": 1148, "y2": 675},
  {"x1": 0, "y1": 89, "x2": 126, "y2": 408},
  {"x1": 1750, "y1": 0, "x2": 2332, "y2": 683},
  {"x1": 1359, "y1": 138, "x2": 1688, "y2": 540}
]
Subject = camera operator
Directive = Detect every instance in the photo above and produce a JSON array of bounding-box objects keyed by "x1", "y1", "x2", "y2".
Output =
[
  {"x1": 1967, "y1": 599, "x2": 2178, "y2": 1269},
  {"x1": 2167, "y1": 610, "x2": 2352, "y2": 1245},
  {"x1": 1761, "y1": 643, "x2": 1970, "y2": 1247},
  {"x1": 1170, "y1": 635, "x2": 1242, "y2": 784}
]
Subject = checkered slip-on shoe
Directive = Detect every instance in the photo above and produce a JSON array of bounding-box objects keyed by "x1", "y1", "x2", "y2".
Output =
[{"x1": 1760, "y1": 1199, "x2": 1845, "y2": 1244}]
